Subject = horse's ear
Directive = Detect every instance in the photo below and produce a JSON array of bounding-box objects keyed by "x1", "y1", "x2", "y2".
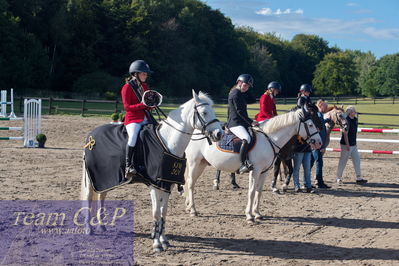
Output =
[
  {"x1": 341, "y1": 104, "x2": 344, "y2": 109},
  {"x1": 192, "y1": 89, "x2": 200, "y2": 103}
]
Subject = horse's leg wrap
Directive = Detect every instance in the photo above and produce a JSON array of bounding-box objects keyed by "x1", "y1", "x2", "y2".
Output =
[
  {"x1": 151, "y1": 218, "x2": 164, "y2": 240},
  {"x1": 152, "y1": 218, "x2": 166, "y2": 252}
]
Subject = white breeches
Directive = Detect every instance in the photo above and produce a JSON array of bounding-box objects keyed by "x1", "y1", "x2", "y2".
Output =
[
  {"x1": 229, "y1": 125, "x2": 251, "y2": 143},
  {"x1": 126, "y1": 119, "x2": 149, "y2": 147}
]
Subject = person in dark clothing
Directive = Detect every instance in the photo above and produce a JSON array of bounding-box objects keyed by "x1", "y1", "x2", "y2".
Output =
[
  {"x1": 297, "y1": 84, "x2": 313, "y2": 108},
  {"x1": 227, "y1": 74, "x2": 257, "y2": 174},
  {"x1": 336, "y1": 106, "x2": 367, "y2": 184},
  {"x1": 310, "y1": 99, "x2": 331, "y2": 189}
]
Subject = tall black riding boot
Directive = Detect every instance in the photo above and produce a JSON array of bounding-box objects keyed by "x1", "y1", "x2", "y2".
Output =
[
  {"x1": 125, "y1": 145, "x2": 137, "y2": 179},
  {"x1": 238, "y1": 140, "x2": 253, "y2": 174}
]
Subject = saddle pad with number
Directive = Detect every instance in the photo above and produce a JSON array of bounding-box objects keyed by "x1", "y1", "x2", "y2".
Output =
[
  {"x1": 216, "y1": 129, "x2": 257, "y2": 153},
  {"x1": 84, "y1": 123, "x2": 186, "y2": 193}
]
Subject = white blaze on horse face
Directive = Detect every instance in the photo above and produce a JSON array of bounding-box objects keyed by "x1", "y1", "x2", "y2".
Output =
[{"x1": 299, "y1": 118, "x2": 322, "y2": 150}]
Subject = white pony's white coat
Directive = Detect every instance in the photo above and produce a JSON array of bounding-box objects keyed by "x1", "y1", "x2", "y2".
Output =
[
  {"x1": 184, "y1": 109, "x2": 322, "y2": 222},
  {"x1": 81, "y1": 90, "x2": 222, "y2": 252}
]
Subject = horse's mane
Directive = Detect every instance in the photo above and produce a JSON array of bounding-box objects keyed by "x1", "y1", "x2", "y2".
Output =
[
  {"x1": 261, "y1": 110, "x2": 299, "y2": 134},
  {"x1": 197, "y1": 91, "x2": 214, "y2": 106}
]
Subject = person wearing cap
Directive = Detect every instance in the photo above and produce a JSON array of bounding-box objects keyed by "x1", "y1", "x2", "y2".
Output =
[
  {"x1": 255, "y1": 81, "x2": 281, "y2": 123},
  {"x1": 227, "y1": 74, "x2": 257, "y2": 174},
  {"x1": 121, "y1": 59, "x2": 155, "y2": 178},
  {"x1": 297, "y1": 83, "x2": 313, "y2": 108},
  {"x1": 336, "y1": 106, "x2": 367, "y2": 184}
]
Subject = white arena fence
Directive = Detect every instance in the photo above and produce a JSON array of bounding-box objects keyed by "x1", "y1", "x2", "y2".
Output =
[{"x1": 0, "y1": 96, "x2": 42, "y2": 148}]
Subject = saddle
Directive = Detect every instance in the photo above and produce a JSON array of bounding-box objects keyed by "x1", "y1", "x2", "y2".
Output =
[
  {"x1": 216, "y1": 127, "x2": 257, "y2": 153},
  {"x1": 84, "y1": 123, "x2": 186, "y2": 193}
]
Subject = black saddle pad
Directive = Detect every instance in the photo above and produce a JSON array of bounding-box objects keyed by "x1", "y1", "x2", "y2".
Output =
[
  {"x1": 216, "y1": 129, "x2": 256, "y2": 153},
  {"x1": 84, "y1": 123, "x2": 185, "y2": 193}
]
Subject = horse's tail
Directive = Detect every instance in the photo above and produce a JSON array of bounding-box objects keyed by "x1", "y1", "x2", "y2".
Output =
[{"x1": 81, "y1": 154, "x2": 91, "y2": 200}]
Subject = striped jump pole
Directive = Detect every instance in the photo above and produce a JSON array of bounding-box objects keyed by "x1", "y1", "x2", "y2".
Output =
[
  {"x1": 0, "y1": 137, "x2": 24, "y2": 140},
  {"x1": 330, "y1": 137, "x2": 399, "y2": 144},
  {"x1": 0, "y1": 117, "x2": 23, "y2": 121},
  {"x1": 331, "y1": 128, "x2": 399, "y2": 133},
  {"x1": 326, "y1": 148, "x2": 399, "y2": 155},
  {"x1": 0, "y1": 127, "x2": 23, "y2": 131}
]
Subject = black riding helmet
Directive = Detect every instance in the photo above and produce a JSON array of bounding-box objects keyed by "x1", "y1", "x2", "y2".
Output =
[
  {"x1": 300, "y1": 84, "x2": 313, "y2": 93},
  {"x1": 267, "y1": 81, "x2": 282, "y2": 92},
  {"x1": 129, "y1": 60, "x2": 153, "y2": 74},
  {"x1": 236, "y1": 74, "x2": 254, "y2": 87}
]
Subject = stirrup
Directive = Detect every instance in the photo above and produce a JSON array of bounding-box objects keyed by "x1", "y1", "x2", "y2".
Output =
[
  {"x1": 125, "y1": 166, "x2": 137, "y2": 178},
  {"x1": 238, "y1": 162, "x2": 253, "y2": 174}
]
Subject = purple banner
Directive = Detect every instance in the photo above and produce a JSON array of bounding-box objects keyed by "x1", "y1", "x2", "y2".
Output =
[{"x1": 0, "y1": 200, "x2": 134, "y2": 265}]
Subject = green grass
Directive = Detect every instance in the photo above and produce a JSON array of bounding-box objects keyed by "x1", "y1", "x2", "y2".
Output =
[{"x1": 9, "y1": 97, "x2": 399, "y2": 128}]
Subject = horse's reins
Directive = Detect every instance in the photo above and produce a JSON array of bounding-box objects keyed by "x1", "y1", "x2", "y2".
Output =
[{"x1": 257, "y1": 115, "x2": 318, "y2": 174}]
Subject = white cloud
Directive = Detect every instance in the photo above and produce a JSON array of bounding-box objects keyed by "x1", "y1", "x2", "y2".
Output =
[
  {"x1": 364, "y1": 27, "x2": 399, "y2": 39},
  {"x1": 235, "y1": 16, "x2": 383, "y2": 39},
  {"x1": 353, "y1": 9, "x2": 372, "y2": 14},
  {"x1": 256, "y1": 8, "x2": 272, "y2": 15},
  {"x1": 347, "y1": 2, "x2": 358, "y2": 7},
  {"x1": 256, "y1": 7, "x2": 304, "y2": 16}
]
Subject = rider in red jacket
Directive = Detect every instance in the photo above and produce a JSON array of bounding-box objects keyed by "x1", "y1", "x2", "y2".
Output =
[
  {"x1": 122, "y1": 60, "x2": 154, "y2": 178},
  {"x1": 255, "y1": 81, "x2": 281, "y2": 122}
]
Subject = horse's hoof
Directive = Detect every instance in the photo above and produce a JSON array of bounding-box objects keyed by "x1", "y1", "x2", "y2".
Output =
[
  {"x1": 246, "y1": 217, "x2": 255, "y2": 224},
  {"x1": 232, "y1": 184, "x2": 240, "y2": 189},
  {"x1": 190, "y1": 211, "x2": 198, "y2": 217},
  {"x1": 153, "y1": 246, "x2": 164, "y2": 253},
  {"x1": 255, "y1": 215, "x2": 266, "y2": 221},
  {"x1": 213, "y1": 185, "x2": 219, "y2": 190},
  {"x1": 161, "y1": 241, "x2": 171, "y2": 250}
]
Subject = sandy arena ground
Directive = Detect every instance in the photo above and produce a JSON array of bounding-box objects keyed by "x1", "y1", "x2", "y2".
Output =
[{"x1": 1, "y1": 115, "x2": 399, "y2": 265}]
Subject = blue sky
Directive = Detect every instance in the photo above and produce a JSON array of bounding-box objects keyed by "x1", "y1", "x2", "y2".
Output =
[{"x1": 203, "y1": 0, "x2": 399, "y2": 58}]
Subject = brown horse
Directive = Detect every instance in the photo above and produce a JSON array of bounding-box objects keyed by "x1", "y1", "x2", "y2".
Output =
[{"x1": 323, "y1": 105, "x2": 348, "y2": 150}]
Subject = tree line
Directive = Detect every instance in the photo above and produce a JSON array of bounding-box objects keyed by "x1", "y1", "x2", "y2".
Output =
[{"x1": 0, "y1": 0, "x2": 398, "y2": 99}]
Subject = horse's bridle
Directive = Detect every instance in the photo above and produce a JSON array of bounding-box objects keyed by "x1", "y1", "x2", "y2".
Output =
[
  {"x1": 298, "y1": 115, "x2": 320, "y2": 144},
  {"x1": 162, "y1": 102, "x2": 219, "y2": 139},
  {"x1": 334, "y1": 112, "x2": 347, "y2": 130},
  {"x1": 193, "y1": 102, "x2": 220, "y2": 136}
]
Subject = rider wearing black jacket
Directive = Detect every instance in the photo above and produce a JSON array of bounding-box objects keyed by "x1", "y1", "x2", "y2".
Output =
[{"x1": 227, "y1": 74, "x2": 257, "y2": 174}]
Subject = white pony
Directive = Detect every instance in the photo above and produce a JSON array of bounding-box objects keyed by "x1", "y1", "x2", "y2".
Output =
[
  {"x1": 81, "y1": 90, "x2": 223, "y2": 252},
  {"x1": 184, "y1": 108, "x2": 322, "y2": 223}
]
